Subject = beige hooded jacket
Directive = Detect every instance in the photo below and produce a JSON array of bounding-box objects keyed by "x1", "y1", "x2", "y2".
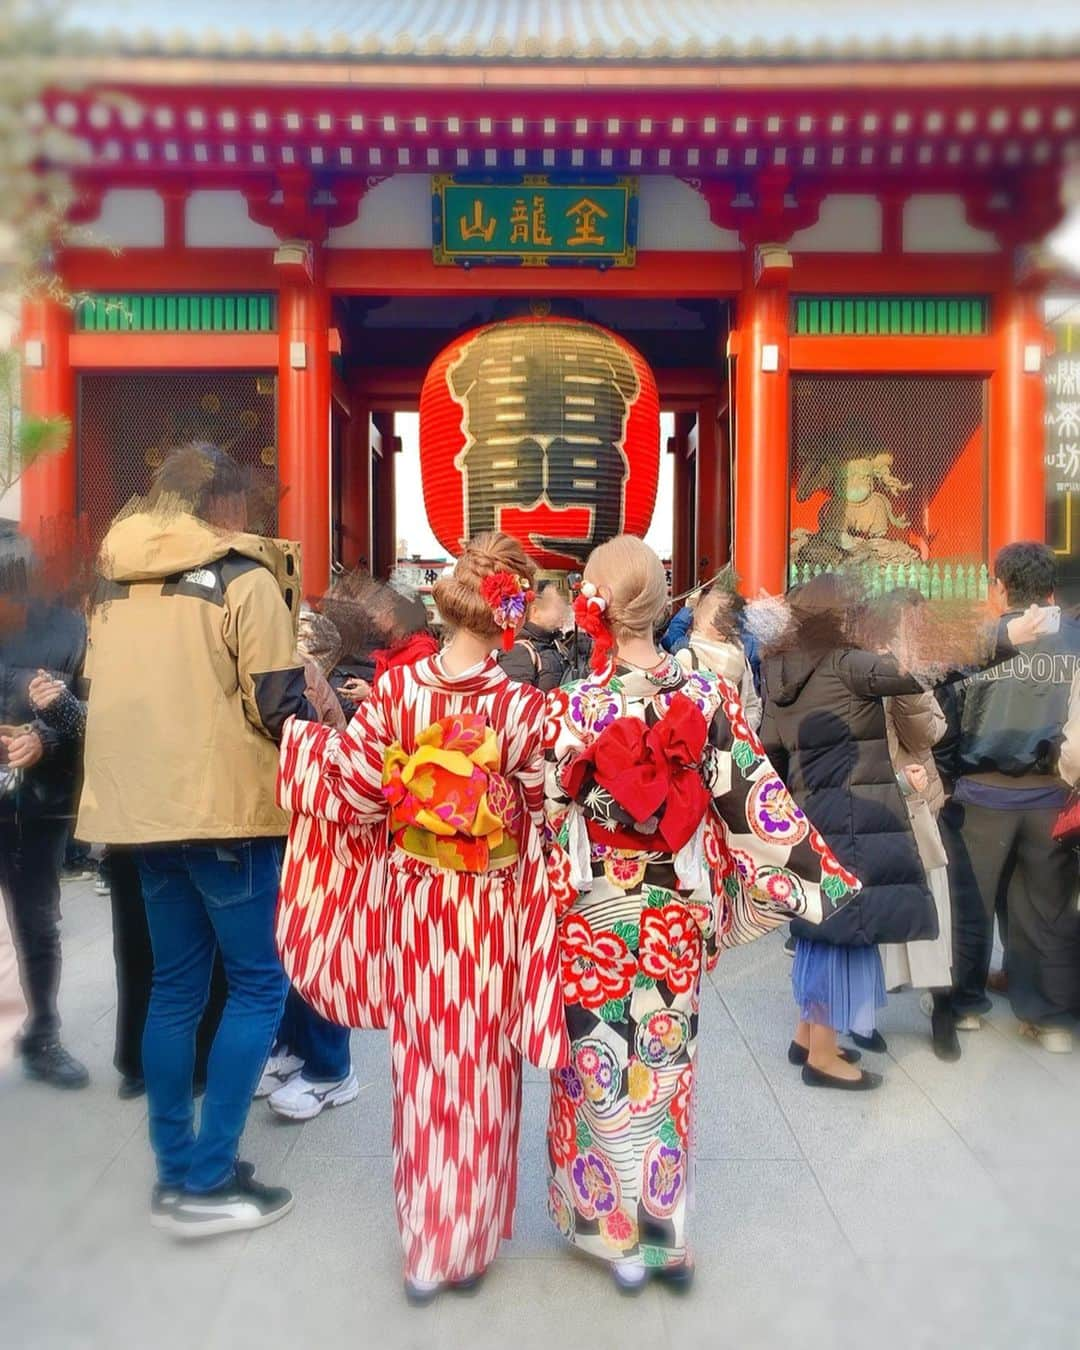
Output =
[{"x1": 78, "y1": 509, "x2": 309, "y2": 844}]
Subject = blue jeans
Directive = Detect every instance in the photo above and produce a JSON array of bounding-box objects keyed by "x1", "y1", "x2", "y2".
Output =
[
  {"x1": 275, "y1": 988, "x2": 351, "y2": 1081},
  {"x1": 138, "y1": 839, "x2": 288, "y2": 1192}
]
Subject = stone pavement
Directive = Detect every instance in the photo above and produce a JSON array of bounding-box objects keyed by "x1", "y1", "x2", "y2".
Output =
[{"x1": 3, "y1": 879, "x2": 1080, "y2": 1350}]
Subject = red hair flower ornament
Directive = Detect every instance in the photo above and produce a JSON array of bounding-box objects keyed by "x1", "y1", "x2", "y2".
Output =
[
  {"x1": 480, "y1": 570, "x2": 535, "y2": 651},
  {"x1": 573, "y1": 581, "x2": 615, "y2": 679}
]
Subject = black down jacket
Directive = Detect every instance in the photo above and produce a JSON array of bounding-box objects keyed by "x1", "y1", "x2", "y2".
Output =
[
  {"x1": 0, "y1": 599, "x2": 86, "y2": 821},
  {"x1": 498, "y1": 622, "x2": 571, "y2": 692},
  {"x1": 759, "y1": 645, "x2": 938, "y2": 948}
]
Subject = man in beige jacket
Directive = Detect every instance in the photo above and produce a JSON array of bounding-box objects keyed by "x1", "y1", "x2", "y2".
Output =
[{"x1": 80, "y1": 443, "x2": 314, "y2": 1238}]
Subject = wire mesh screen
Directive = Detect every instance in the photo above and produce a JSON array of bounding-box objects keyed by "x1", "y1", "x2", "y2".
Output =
[
  {"x1": 77, "y1": 371, "x2": 278, "y2": 545},
  {"x1": 789, "y1": 374, "x2": 986, "y2": 594}
]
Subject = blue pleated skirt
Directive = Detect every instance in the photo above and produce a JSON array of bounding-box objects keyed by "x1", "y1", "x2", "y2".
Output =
[{"x1": 792, "y1": 938, "x2": 886, "y2": 1037}]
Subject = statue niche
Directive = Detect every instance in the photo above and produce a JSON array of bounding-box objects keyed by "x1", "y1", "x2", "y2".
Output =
[{"x1": 791, "y1": 423, "x2": 920, "y2": 568}]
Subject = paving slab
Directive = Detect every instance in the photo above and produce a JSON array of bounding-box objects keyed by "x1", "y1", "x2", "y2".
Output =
[{"x1": 2, "y1": 884, "x2": 1077, "y2": 1348}]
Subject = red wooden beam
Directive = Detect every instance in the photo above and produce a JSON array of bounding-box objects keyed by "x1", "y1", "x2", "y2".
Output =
[
  {"x1": 352, "y1": 368, "x2": 422, "y2": 410},
  {"x1": 352, "y1": 364, "x2": 721, "y2": 410},
  {"x1": 656, "y1": 369, "x2": 721, "y2": 402},
  {"x1": 789, "y1": 334, "x2": 997, "y2": 372},
  {"x1": 791, "y1": 255, "x2": 1011, "y2": 293},
  {"x1": 58, "y1": 247, "x2": 1011, "y2": 302},
  {"x1": 325, "y1": 250, "x2": 744, "y2": 297},
  {"x1": 68, "y1": 332, "x2": 278, "y2": 368},
  {"x1": 60, "y1": 249, "x2": 279, "y2": 291}
]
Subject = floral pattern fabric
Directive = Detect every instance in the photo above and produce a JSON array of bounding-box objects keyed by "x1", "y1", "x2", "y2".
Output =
[
  {"x1": 382, "y1": 711, "x2": 519, "y2": 871},
  {"x1": 544, "y1": 657, "x2": 858, "y2": 1267}
]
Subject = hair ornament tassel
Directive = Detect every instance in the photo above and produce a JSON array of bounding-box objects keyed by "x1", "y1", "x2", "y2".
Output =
[
  {"x1": 479, "y1": 570, "x2": 534, "y2": 651},
  {"x1": 573, "y1": 580, "x2": 616, "y2": 678}
]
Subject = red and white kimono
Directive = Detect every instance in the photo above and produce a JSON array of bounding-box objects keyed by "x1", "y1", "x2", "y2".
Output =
[{"x1": 278, "y1": 654, "x2": 569, "y2": 1284}]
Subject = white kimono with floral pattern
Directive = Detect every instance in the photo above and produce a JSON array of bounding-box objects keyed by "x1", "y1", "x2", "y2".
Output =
[{"x1": 542, "y1": 657, "x2": 858, "y2": 1268}]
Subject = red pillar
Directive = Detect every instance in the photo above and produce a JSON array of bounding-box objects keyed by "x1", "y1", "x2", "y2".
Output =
[
  {"x1": 732, "y1": 257, "x2": 790, "y2": 596},
  {"x1": 19, "y1": 297, "x2": 75, "y2": 550},
  {"x1": 989, "y1": 285, "x2": 1046, "y2": 560},
  {"x1": 371, "y1": 411, "x2": 397, "y2": 580},
  {"x1": 670, "y1": 412, "x2": 695, "y2": 598},
  {"x1": 339, "y1": 395, "x2": 372, "y2": 570},
  {"x1": 694, "y1": 395, "x2": 729, "y2": 583},
  {"x1": 277, "y1": 265, "x2": 331, "y2": 598}
]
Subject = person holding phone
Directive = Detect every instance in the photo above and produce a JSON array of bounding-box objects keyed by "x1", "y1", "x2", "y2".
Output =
[
  {"x1": 935, "y1": 542, "x2": 1080, "y2": 1054},
  {"x1": 0, "y1": 545, "x2": 89, "y2": 1090}
]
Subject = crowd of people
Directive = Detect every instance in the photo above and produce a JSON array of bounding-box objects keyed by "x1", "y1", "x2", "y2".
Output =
[{"x1": 1, "y1": 439, "x2": 1078, "y2": 1303}]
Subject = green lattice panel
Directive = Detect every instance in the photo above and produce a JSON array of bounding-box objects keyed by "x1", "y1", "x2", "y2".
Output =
[
  {"x1": 75, "y1": 294, "x2": 277, "y2": 334},
  {"x1": 793, "y1": 296, "x2": 989, "y2": 337}
]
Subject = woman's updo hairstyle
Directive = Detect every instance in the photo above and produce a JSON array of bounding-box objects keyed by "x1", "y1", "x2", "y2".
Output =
[
  {"x1": 432, "y1": 531, "x2": 536, "y2": 638},
  {"x1": 583, "y1": 534, "x2": 668, "y2": 640}
]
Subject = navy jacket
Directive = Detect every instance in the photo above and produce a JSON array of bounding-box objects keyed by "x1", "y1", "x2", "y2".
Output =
[{"x1": 944, "y1": 612, "x2": 1080, "y2": 780}]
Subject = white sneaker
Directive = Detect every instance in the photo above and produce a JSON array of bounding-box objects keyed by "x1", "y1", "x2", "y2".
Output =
[
  {"x1": 1019, "y1": 1022, "x2": 1074, "y2": 1054},
  {"x1": 268, "y1": 1072, "x2": 360, "y2": 1120},
  {"x1": 254, "y1": 1052, "x2": 304, "y2": 1099}
]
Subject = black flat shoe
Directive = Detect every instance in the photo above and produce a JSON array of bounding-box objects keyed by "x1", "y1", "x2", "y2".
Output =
[
  {"x1": 403, "y1": 1279, "x2": 441, "y2": 1307},
  {"x1": 931, "y1": 1010, "x2": 961, "y2": 1062},
  {"x1": 787, "y1": 1041, "x2": 860, "y2": 1067},
  {"x1": 654, "y1": 1262, "x2": 695, "y2": 1293},
  {"x1": 801, "y1": 1063, "x2": 883, "y2": 1091},
  {"x1": 850, "y1": 1030, "x2": 888, "y2": 1054}
]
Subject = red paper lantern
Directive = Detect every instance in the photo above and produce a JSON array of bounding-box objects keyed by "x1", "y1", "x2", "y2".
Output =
[{"x1": 419, "y1": 317, "x2": 660, "y2": 571}]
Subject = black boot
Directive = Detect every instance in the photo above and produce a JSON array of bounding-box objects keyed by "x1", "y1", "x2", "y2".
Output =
[
  {"x1": 23, "y1": 1042, "x2": 90, "y2": 1090},
  {"x1": 930, "y1": 992, "x2": 961, "y2": 1063}
]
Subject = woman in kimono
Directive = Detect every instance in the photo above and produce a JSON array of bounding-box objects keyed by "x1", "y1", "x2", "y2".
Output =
[
  {"x1": 278, "y1": 533, "x2": 568, "y2": 1303},
  {"x1": 543, "y1": 536, "x2": 860, "y2": 1293}
]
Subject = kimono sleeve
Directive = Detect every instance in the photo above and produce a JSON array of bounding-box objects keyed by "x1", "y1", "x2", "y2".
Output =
[
  {"x1": 278, "y1": 678, "x2": 393, "y2": 825},
  {"x1": 505, "y1": 693, "x2": 571, "y2": 1071},
  {"x1": 704, "y1": 693, "x2": 860, "y2": 945},
  {"x1": 541, "y1": 684, "x2": 585, "y2": 916}
]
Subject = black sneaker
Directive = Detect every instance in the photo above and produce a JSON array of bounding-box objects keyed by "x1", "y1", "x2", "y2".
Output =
[
  {"x1": 118, "y1": 1075, "x2": 145, "y2": 1100},
  {"x1": 783, "y1": 935, "x2": 796, "y2": 958},
  {"x1": 165, "y1": 1168, "x2": 292, "y2": 1240},
  {"x1": 152, "y1": 1161, "x2": 256, "y2": 1230},
  {"x1": 931, "y1": 1008, "x2": 962, "y2": 1062},
  {"x1": 22, "y1": 1042, "x2": 90, "y2": 1090}
]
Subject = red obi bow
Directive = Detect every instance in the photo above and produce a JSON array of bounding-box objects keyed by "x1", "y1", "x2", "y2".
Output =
[{"x1": 562, "y1": 692, "x2": 711, "y2": 853}]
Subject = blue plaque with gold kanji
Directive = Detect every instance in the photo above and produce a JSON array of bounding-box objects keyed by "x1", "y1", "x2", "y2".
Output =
[{"x1": 432, "y1": 175, "x2": 638, "y2": 268}]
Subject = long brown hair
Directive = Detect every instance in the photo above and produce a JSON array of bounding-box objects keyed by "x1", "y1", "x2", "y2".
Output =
[{"x1": 432, "y1": 532, "x2": 536, "y2": 638}]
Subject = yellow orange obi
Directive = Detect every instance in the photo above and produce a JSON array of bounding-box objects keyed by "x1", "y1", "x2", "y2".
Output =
[{"x1": 381, "y1": 713, "x2": 521, "y2": 873}]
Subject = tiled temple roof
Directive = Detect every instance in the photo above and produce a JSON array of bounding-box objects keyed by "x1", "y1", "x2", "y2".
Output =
[{"x1": 67, "y1": 0, "x2": 1080, "y2": 64}]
